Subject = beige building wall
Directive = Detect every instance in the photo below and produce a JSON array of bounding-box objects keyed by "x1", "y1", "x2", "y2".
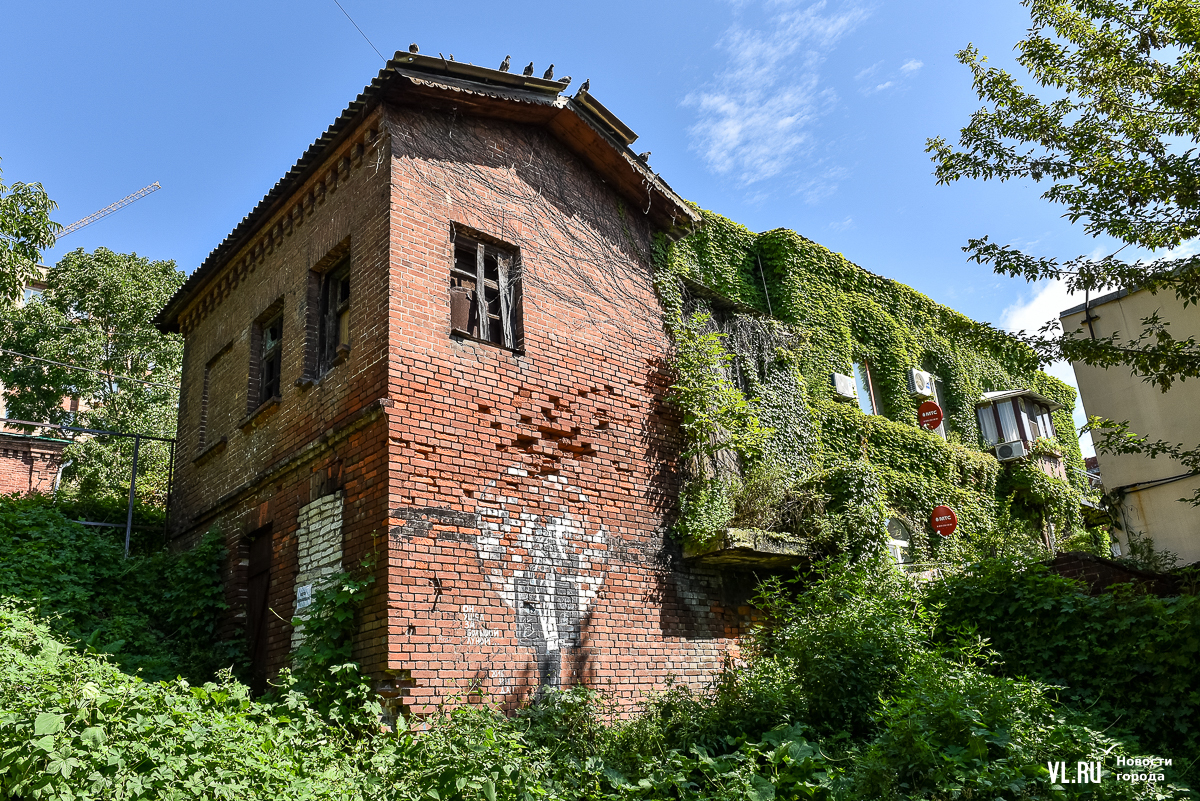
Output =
[{"x1": 1061, "y1": 289, "x2": 1200, "y2": 563}]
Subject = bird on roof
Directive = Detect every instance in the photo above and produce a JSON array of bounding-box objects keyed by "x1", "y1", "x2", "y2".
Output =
[
  {"x1": 449, "y1": 54, "x2": 455, "y2": 61},
  {"x1": 557, "y1": 76, "x2": 572, "y2": 87},
  {"x1": 542, "y1": 64, "x2": 554, "y2": 80},
  {"x1": 523, "y1": 62, "x2": 534, "y2": 76},
  {"x1": 579, "y1": 78, "x2": 590, "y2": 93},
  {"x1": 409, "y1": 43, "x2": 419, "y2": 53},
  {"x1": 499, "y1": 55, "x2": 511, "y2": 72},
  {"x1": 637, "y1": 152, "x2": 651, "y2": 162}
]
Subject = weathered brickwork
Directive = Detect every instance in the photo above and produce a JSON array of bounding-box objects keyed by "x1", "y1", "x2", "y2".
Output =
[
  {"x1": 0, "y1": 433, "x2": 66, "y2": 496},
  {"x1": 160, "y1": 61, "x2": 752, "y2": 712}
]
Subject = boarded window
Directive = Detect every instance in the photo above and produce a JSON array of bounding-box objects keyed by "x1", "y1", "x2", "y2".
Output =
[{"x1": 450, "y1": 233, "x2": 523, "y2": 350}]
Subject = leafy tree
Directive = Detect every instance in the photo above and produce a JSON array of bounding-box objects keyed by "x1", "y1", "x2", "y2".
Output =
[
  {"x1": 0, "y1": 157, "x2": 59, "y2": 302},
  {"x1": 928, "y1": 0, "x2": 1200, "y2": 503},
  {"x1": 0, "y1": 247, "x2": 184, "y2": 505}
]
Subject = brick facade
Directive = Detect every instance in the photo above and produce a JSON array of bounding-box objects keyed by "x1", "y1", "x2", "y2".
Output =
[
  {"x1": 0, "y1": 432, "x2": 66, "y2": 496},
  {"x1": 157, "y1": 56, "x2": 760, "y2": 712}
]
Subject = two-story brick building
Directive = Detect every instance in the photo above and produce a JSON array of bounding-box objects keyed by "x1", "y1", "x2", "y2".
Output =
[{"x1": 153, "y1": 52, "x2": 767, "y2": 711}]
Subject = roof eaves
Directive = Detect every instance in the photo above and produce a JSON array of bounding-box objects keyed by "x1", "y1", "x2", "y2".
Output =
[
  {"x1": 980, "y1": 389, "x2": 1064, "y2": 411},
  {"x1": 154, "y1": 51, "x2": 702, "y2": 332},
  {"x1": 1060, "y1": 287, "x2": 1133, "y2": 319}
]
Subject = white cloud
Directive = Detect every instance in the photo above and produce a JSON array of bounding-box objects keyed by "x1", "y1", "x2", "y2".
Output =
[
  {"x1": 685, "y1": 1, "x2": 870, "y2": 186},
  {"x1": 829, "y1": 216, "x2": 853, "y2": 231},
  {"x1": 855, "y1": 61, "x2": 882, "y2": 80},
  {"x1": 999, "y1": 279, "x2": 1095, "y2": 457},
  {"x1": 855, "y1": 56, "x2": 922, "y2": 95}
]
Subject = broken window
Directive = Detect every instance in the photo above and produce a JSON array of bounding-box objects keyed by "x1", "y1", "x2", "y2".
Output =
[
  {"x1": 249, "y1": 307, "x2": 283, "y2": 412},
  {"x1": 318, "y1": 256, "x2": 351, "y2": 374},
  {"x1": 450, "y1": 233, "x2": 523, "y2": 350}
]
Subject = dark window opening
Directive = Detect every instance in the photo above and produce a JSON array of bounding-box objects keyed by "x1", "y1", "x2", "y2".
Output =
[
  {"x1": 259, "y1": 312, "x2": 283, "y2": 403},
  {"x1": 319, "y1": 257, "x2": 351, "y2": 375},
  {"x1": 450, "y1": 234, "x2": 523, "y2": 350}
]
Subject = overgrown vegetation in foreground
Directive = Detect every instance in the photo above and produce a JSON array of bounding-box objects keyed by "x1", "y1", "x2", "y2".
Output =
[
  {"x1": 0, "y1": 494, "x2": 239, "y2": 684},
  {"x1": 0, "y1": 494, "x2": 1194, "y2": 800}
]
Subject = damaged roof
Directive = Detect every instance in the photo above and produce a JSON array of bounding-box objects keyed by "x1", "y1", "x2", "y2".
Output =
[{"x1": 154, "y1": 51, "x2": 699, "y2": 333}]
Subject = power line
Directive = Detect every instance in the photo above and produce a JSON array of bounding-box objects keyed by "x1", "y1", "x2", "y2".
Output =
[
  {"x1": 0, "y1": 315, "x2": 169, "y2": 342},
  {"x1": 331, "y1": 0, "x2": 386, "y2": 63},
  {"x1": 0, "y1": 347, "x2": 178, "y2": 389}
]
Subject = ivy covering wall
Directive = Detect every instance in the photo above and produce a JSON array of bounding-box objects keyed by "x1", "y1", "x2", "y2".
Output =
[{"x1": 656, "y1": 208, "x2": 1095, "y2": 563}]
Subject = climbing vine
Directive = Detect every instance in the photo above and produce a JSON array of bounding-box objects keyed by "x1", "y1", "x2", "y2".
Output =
[{"x1": 658, "y1": 208, "x2": 1096, "y2": 562}]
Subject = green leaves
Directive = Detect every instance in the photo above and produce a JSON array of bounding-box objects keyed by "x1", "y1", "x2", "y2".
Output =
[
  {"x1": 932, "y1": 558, "x2": 1200, "y2": 769},
  {"x1": 0, "y1": 157, "x2": 59, "y2": 303},
  {"x1": 0, "y1": 246, "x2": 184, "y2": 507},
  {"x1": 0, "y1": 494, "x2": 239, "y2": 684},
  {"x1": 32, "y1": 712, "x2": 63, "y2": 736},
  {"x1": 931, "y1": 0, "x2": 1200, "y2": 502},
  {"x1": 668, "y1": 311, "x2": 773, "y2": 467}
]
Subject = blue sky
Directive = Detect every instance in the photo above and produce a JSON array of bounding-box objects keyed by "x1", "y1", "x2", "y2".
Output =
[{"x1": 1, "y1": 0, "x2": 1114, "y2": 453}]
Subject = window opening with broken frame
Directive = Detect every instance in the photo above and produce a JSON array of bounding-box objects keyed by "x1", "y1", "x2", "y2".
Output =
[
  {"x1": 256, "y1": 311, "x2": 283, "y2": 408},
  {"x1": 319, "y1": 256, "x2": 351, "y2": 375},
  {"x1": 450, "y1": 233, "x2": 523, "y2": 350}
]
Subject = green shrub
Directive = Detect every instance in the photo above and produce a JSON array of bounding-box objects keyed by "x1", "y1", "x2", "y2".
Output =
[
  {"x1": 931, "y1": 559, "x2": 1200, "y2": 772},
  {"x1": 0, "y1": 493, "x2": 239, "y2": 683},
  {"x1": 856, "y1": 660, "x2": 1188, "y2": 799}
]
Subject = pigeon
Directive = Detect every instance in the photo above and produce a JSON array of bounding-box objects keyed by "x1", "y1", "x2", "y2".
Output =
[
  {"x1": 448, "y1": 54, "x2": 455, "y2": 61},
  {"x1": 579, "y1": 78, "x2": 590, "y2": 93},
  {"x1": 557, "y1": 75, "x2": 572, "y2": 87},
  {"x1": 499, "y1": 55, "x2": 511, "y2": 72},
  {"x1": 523, "y1": 62, "x2": 534, "y2": 77},
  {"x1": 409, "y1": 43, "x2": 419, "y2": 53},
  {"x1": 542, "y1": 64, "x2": 554, "y2": 80},
  {"x1": 637, "y1": 152, "x2": 652, "y2": 162}
]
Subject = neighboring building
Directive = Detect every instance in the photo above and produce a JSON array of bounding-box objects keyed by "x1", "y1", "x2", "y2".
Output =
[
  {"x1": 1, "y1": 271, "x2": 68, "y2": 496},
  {"x1": 1061, "y1": 288, "x2": 1200, "y2": 562}
]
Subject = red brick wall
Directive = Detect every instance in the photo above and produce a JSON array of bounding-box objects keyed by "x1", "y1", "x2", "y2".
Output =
[
  {"x1": 168, "y1": 106, "x2": 394, "y2": 678},
  {"x1": 374, "y1": 107, "x2": 748, "y2": 712},
  {"x1": 168, "y1": 101, "x2": 752, "y2": 710},
  {"x1": 0, "y1": 434, "x2": 65, "y2": 496}
]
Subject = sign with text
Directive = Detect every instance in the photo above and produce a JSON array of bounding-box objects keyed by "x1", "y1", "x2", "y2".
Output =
[
  {"x1": 931, "y1": 505, "x2": 957, "y2": 537},
  {"x1": 917, "y1": 400, "x2": 943, "y2": 430}
]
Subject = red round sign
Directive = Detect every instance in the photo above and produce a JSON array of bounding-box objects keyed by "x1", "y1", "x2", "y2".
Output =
[
  {"x1": 931, "y1": 505, "x2": 958, "y2": 537},
  {"x1": 917, "y1": 401, "x2": 943, "y2": 430}
]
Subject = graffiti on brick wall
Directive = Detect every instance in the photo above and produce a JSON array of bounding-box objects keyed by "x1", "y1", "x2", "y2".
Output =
[
  {"x1": 291, "y1": 490, "x2": 344, "y2": 648},
  {"x1": 461, "y1": 604, "x2": 499, "y2": 646},
  {"x1": 474, "y1": 470, "x2": 608, "y2": 688}
]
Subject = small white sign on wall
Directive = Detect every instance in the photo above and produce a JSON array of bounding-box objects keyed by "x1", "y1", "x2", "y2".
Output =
[{"x1": 295, "y1": 583, "x2": 313, "y2": 611}]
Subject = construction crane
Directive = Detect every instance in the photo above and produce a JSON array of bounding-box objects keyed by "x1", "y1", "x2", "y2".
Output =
[{"x1": 55, "y1": 182, "x2": 161, "y2": 240}]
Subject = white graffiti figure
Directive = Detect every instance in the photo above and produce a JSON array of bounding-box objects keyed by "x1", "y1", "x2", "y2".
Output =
[{"x1": 473, "y1": 471, "x2": 608, "y2": 688}]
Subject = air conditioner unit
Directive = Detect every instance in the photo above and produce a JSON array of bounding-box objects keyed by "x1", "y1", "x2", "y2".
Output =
[
  {"x1": 995, "y1": 440, "x2": 1028, "y2": 462},
  {"x1": 907, "y1": 368, "x2": 935, "y2": 398},
  {"x1": 831, "y1": 372, "x2": 856, "y2": 401}
]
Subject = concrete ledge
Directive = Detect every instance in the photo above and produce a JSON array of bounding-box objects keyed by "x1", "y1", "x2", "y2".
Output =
[{"x1": 683, "y1": 528, "x2": 807, "y2": 568}]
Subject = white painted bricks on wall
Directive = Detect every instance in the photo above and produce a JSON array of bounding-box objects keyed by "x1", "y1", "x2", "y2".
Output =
[{"x1": 291, "y1": 490, "x2": 345, "y2": 649}]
